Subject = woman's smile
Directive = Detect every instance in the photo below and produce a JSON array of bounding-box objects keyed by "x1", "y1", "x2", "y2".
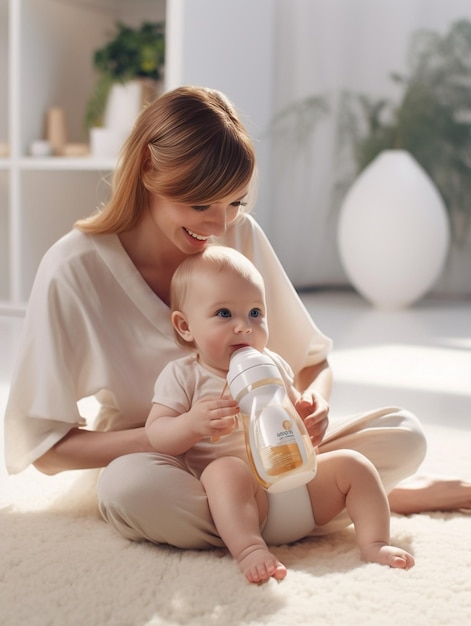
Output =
[
  {"x1": 184, "y1": 227, "x2": 210, "y2": 241},
  {"x1": 183, "y1": 227, "x2": 210, "y2": 249}
]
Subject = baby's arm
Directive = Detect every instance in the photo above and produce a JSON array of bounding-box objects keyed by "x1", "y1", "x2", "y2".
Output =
[{"x1": 145, "y1": 396, "x2": 239, "y2": 455}]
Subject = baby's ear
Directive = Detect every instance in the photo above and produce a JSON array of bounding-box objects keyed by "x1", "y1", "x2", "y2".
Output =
[{"x1": 171, "y1": 311, "x2": 193, "y2": 343}]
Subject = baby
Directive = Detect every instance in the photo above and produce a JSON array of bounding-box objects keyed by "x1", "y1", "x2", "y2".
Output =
[{"x1": 146, "y1": 245, "x2": 414, "y2": 583}]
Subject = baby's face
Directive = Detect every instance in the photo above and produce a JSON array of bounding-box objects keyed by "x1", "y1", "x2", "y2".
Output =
[{"x1": 182, "y1": 267, "x2": 268, "y2": 376}]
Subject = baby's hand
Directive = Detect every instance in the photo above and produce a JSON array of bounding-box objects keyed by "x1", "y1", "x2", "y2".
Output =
[
  {"x1": 188, "y1": 395, "x2": 239, "y2": 440},
  {"x1": 295, "y1": 391, "x2": 329, "y2": 447}
]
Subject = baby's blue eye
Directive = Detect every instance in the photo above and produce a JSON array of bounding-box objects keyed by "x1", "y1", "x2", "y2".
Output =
[
  {"x1": 249, "y1": 308, "x2": 261, "y2": 318},
  {"x1": 217, "y1": 308, "x2": 232, "y2": 318}
]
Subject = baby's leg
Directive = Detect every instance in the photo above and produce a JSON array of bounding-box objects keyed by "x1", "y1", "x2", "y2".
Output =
[
  {"x1": 201, "y1": 457, "x2": 287, "y2": 583},
  {"x1": 307, "y1": 451, "x2": 415, "y2": 569}
]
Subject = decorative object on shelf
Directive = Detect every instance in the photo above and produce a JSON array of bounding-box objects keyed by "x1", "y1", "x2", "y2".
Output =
[
  {"x1": 30, "y1": 140, "x2": 53, "y2": 157},
  {"x1": 35, "y1": 110, "x2": 88, "y2": 158},
  {"x1": 104, "y1": 79, "x2": 158, "y2": 131},
  {"x1": 90, "y1": 127, "x2": 130, "y2": 158},
  {"x1": 47, "y1": 107, "x2": 67, "y2": 156},
  {"x1": 85, "y1": 21, "x2": 165, "y2": 157},
  {"x1": 63, "y1": 143, "x2": 90, "y2": 158},
  {"x1": 338, "y1": 150, "x2": 450, "y2": 310},
  {"x1": 0, "y1": 142, "x2": 9, "y2": 157}
]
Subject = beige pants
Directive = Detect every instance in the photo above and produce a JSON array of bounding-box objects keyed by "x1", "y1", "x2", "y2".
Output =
[{"x1": 97, "y1": 406, "x2": 427, "y2": 548}]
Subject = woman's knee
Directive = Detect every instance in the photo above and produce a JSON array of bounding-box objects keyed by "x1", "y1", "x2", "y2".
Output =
[
  {"x1": 97, "y1": 453, "x2": 223, "y2": 549},
  {"x1": 321, "y1": 407, "x2": 428, "y2": 492},
  {"x1": 371, "y1": 408, "x2": 428, "y2": 490},
  {"x1": 390, "y1": 409, "x2": 427, "y2": 474},
  {"x1": 97, "y1": 453, "x2": 169, "y2": 541},
  {"x1": 98, "y1": 453, "x2": 171, "y2": 515}
]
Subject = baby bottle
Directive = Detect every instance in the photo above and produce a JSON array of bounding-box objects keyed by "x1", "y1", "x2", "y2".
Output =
[{"x1": 227, "y1": 347, "x2": 317, "y2": 493}]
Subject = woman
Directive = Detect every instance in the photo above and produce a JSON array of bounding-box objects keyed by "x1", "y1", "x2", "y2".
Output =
[{"x1": 4, "y1": 86, "x2": 469, "y2": 549}]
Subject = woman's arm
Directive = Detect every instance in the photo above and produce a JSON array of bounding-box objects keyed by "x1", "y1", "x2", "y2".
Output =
[
  {"x1": 295, "y1": 358, "x2": 332, "y2": 400},
  {"x1": 294, "y1": 358, "x2": 333, "y2": 447},
  {"x1": 33, "y1": 426, "x2": 157, "y2": 475},
  {"x1": 34, "y1": 398, "x2": 237, "y2": 476}
]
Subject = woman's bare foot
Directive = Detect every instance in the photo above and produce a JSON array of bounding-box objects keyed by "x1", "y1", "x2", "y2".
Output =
[
  {"x1": 388, "y1": 475, "x2": 471, "y2": 515},
  {"x1": 361, "y1": 541, "x2": 415, "y2": 569},
  {"x1": 237, "y1": 545, "x2": 287, "y2": 584}
]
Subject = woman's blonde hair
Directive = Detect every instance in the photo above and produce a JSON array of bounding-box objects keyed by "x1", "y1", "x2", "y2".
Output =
[
  {"x1": 75, "y1": 86, "x2": 256, "y2": 234},
  {"x1": 170, "y1": 245, "x2": 266, "y2": 348}
]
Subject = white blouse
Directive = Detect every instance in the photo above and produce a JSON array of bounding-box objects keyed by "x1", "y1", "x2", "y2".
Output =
[{"x1": 4, "y1": 214, "x2": 332, "y2": 473}]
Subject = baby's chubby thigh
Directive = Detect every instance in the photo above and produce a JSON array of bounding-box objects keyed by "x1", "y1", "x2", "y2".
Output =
[
  {"x1": 261, "y1": 450, "x2": 374, "y2": 545},
  {"x1": 306, "y1": 449, "x2": 379, "y2": 527},
  {"x1": 201, "y1": 456, "x2": 268, "y2": 517}
]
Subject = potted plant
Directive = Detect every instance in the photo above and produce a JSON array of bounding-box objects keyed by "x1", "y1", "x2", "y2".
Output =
[
  {"x1": 333, "y1": 20, "x2": 471, "y2": 306},
  {"x1": 85, "y1": 21, "x2": 165, "y2": 145},
  {"x1": 338, "y1": 19, "x2": 471, "y2": 245}
]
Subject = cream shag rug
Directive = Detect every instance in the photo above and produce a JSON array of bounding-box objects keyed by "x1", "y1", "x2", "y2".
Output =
[{"x1": 1, "y1": 423, "x2": 470, "y2": 626}]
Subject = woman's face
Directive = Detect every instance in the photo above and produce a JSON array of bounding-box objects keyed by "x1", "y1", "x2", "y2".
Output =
[{"x1": 148, "y1": 186, "x2": 249, "y2": 255}]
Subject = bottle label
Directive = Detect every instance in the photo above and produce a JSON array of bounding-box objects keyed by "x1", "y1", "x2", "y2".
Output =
[
  {"x1": 270, "y1": 418, "x2": 297, "y2": 446},
  {"x1": 257, "y1": 407, "x2": 298, "y2": 446},
  {"x1": 236, "y1": 379, "x2": 317, "y2": 490},
  {"x1": 253, "y1": 405, "x2": 305, "y2": 476}
]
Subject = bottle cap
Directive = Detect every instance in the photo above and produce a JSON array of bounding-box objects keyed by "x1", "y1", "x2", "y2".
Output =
[{"x1": 227, "y1": 347, "x2": 281, "y2": 399}]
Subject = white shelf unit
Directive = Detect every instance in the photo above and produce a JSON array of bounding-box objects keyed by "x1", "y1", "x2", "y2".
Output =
[{"x1": 0, "y1": 0, "x2": 166, "y2": 312}]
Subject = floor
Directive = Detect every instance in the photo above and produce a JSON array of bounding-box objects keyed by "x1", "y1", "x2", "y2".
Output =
[
  {"x1": 1, "y1": 289, "x2": 470, "y2": 477},
  {"x1": 300, "y1": 290, "x2": 471, "y2": 428}
]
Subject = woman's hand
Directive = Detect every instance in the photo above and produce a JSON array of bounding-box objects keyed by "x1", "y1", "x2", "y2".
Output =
[
  {"x1": 293, "y1": 358, "x2": 332, "y2": 447},
  {"x1": 294, "y1": 391, "x2": 329, "y2": 447}
]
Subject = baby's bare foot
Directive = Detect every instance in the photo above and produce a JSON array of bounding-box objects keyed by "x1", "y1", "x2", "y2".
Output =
[
  {"x1": 361, "y1": 542, "x2": 415, "y2": 569},
  {"x1": 238, "y1": 546, "x2": 287, "y2": 583}
]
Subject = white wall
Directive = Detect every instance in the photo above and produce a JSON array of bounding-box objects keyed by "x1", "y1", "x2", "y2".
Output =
[
  {"x1": 157, "y1": 0, "x2": 471, "y2": 294},
  {"x1": 269, "y1": 0, "x2": 471, "y2": 292},
  {"x1": 165, "y1": 0, "x2": 276, "y2": 230}
]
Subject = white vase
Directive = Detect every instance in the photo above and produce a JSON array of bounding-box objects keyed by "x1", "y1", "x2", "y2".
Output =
[
  {"x1": 90, "y1": 127, "x2": 130, "y2": 158},
  {"x1": 104, "y1": 79, "x2": 159, "y2": 130},
  {"x1": 337, "y1": 150, "x2": 450, "y2": 309}
]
